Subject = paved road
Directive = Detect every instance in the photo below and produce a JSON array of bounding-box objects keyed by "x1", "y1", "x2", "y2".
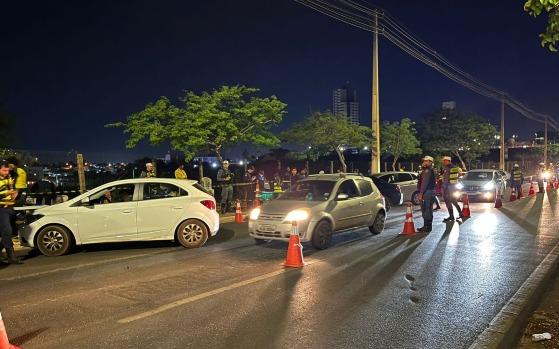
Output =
[{"x1": 1, "y1": 186, "x2": 557, "y2": 349}]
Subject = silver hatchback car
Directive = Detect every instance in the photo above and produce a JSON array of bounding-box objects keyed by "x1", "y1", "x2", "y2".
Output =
[{"x1": 248, "y1": 173, "x2": 386, "y2": 249}]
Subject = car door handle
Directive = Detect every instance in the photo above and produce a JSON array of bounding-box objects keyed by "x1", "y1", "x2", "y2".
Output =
[
  {"x1": 122, "y1": 210, "x2": 134, "y2": 214},
  {"x1": 172, "y1": 206, "x2": 183, "y2": 210}
]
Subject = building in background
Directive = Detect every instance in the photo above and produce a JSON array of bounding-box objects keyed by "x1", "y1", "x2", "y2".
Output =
[{"x1": 333, "y1": 83, "x2": 360, "y2": 125}]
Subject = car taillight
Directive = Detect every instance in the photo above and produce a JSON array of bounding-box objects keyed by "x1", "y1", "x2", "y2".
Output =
[
  {"x1": 200, "y1": 200, "x2": 216, "y2": 210},
  {"x1": 396, "y1": 185, "x2": 401, "y2": 192}
]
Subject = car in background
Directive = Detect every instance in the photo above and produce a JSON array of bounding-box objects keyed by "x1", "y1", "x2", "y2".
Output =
[
  {"x1": 368, "y1": 176, "x2": 403, "y2": 211},
  {"x1": 249, "y1": 173, "x2": 386, "y2": 250},
  {"x1": 19, "y1": 178, "x2": 219, "y2": 256},
  {"x1": 456, "y1": 169, "x2": 505, "y2": 202},
  {"x1": 372, "y1": 171, "x2": 418, "y2": 203}
]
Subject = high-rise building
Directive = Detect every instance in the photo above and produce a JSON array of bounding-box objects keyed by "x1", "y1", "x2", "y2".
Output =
[{"x1": 333, "y1": 84, "x2": 360, "y2": 125}]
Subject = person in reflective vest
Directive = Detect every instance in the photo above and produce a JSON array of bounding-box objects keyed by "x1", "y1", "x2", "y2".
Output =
[
  {"x1": 510, "y1": 164, "x2": 523, "y2": 195},
  {"x1": 174, "y1": 164, "x2": 187, "y2": 179},
  {"x1": 441, "y1": 156, "x2": 464, "y2": 222}
]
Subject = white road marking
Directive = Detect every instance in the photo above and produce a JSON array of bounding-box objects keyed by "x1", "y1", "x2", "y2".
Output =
[{"x1": 118, "y1": 260, "x2": 318, "y2": 324}]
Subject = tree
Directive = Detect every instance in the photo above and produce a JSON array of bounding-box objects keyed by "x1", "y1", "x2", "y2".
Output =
[
  {"x1": 381, "y1": 118, "x2": 422, "y2": 171},
  {"x1": 281, "y1": 112, "x2": 372, "y2": 172},
  {"x1": 525, "y1": 0, "x2": 559, "y2": 52},
  {"x1": 107, "y1": 85, "x2": 287, "y2": 164},
  {"x1": 417, "y1": 110, "x2": 498, "y2": 170}
]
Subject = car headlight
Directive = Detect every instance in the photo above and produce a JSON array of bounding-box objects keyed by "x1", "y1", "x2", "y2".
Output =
[
  {"x1": 483, "y1": 182, "x2": 495, "y2": 190},
  {"x1": 249, "y1": 208, "x2": 261, "y2": 221},
  {"x1": 543, "y1": 171, "x2": 550, "y2": 179},
  {"x1": 285, "y1": 209, "x2": 310, "y2": 222},
  {"x1": 455, "y1": 183, "x2": 464, "y2": 190}
]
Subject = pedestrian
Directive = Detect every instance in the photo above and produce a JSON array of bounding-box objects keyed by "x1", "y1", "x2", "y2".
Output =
[
  {"x1": 441, "y1": 156, "x2": 464, "y2": 222},
  {"x1": 537, "y1": 162, "x2": 546, "y2": 193},
  {"x1": 417, "y1": 156, "x2": 436, "y2": 233},
  {"x1": 140, "y1": 162, "x2": 156, "y2": 178},
  {"x1": 7, "y1": 157, "x2": 27, "y2": 206},
  {"x1": 300, "y1": 168, "x2": 309, "y2": 177},
  {"x1": 0, "y1": 161, "x2": 23, "y2": 264},
  {"x1": 174, "y1": 163, "x2": 187, "y2": 179},
  {"x1": 510, "y1": 164, "x2": 524, "y2": 196},
  {"x1": 256, "y1": 169, "x2": 268, "y2": 191},
  {"x1": 31, "y1": 174, "x2": 56, "y2": 205},
  {"x1": 289, "y1": 168, "x2": 302, "y2": 189},
  {"x1": 217, "y1": 160, "x2": 234, "y2": 214},
  {"x1": 241, "y1": 165, "x2": 256, "y2": 206}
]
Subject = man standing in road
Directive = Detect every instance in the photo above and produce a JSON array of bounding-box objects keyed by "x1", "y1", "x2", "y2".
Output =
[
  {"x1": 217, "y1": 160, "x2": 234, "y2": 214},
  {"x1": 417, "y1": 156, "x2": 436, "y2": 233},
  {"x1": 7, "y1": 157, "x2": 27, "y2": 206},
  {"x1": 537, "y1": 162, "x2": 546, "y2": 193},
  {"x1": 441, "y1": 156, "x2": 464, "y2": 222},
  {"x1": 140, "y1": 162, "x2": 156, "y2": 178},
  {"x1": 174, "y1": 163, "x2": 187, "y2": 179},
  {"x1": 0, "y1": 161, "x2": 23, "y2": 264},
  {"x1": 510, "y1": 164, "x2": 524, "y2": 196}
]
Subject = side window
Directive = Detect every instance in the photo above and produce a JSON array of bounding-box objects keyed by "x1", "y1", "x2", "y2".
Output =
[
  {"x1": 337, "y1": 180, "x2": 359, "y2": 198},
  {"x1": 397, "y1": 173, "x2": 413, "y2": 182},
  {"x1": 143, "y1": 183, "x2": 187, "y2": 201},
  {"x1": 356, "y1": 179, "x2": 373, "y2": 196},
  {"x1": 91, "y1": 184, "x2": 135, "y2": 205}
]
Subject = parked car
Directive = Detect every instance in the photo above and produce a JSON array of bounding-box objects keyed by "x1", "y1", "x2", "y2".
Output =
[
  {"x1": 456, "y1": 169, "x2": 505, "y2": 202},
  {"x1": 372, "y1": 171, "x2": 418, "y2": 203},
  {"x1": 249, "y1": 173, "x2": 386, "y2": 250},
  {"x1": 19, "y1": 178, "x2": 219, "y2": 256},
  {"x1": 368, "y1": 176, "x2": 403, "y2": 211}
]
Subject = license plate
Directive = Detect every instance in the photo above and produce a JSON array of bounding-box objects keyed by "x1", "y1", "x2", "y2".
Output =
[{"x1": 258, "y1": 224, "x2": 276, "y2": 232}]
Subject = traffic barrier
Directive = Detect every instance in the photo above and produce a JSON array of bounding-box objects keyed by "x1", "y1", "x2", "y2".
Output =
[
  {"x1": 0, "y1": 312, "x2": 21, "y2": 349},
  {"x1": 254, "y1": 182, "x2": 261, "y2": 208},
  {"x1": 284, "y1": 221, "x2": 304, "y2": 268},
  {"x1": 509, "y1": 187, "x2": 517, "y2": 202},
  {"x1": 400, "y1": 203, "x2": 417, "y2": 235},
  {"x1": 234, "y1": 200, "x2": 244, "y2": 223},
  {"x1": 529, "y1": 182, "x2": 536, "y2": 196},
  {"x1": 461, "y1": 194, "x2": 471, "y2": 218},
  {"x1": 494, "y1": 195, "x2": 502, "y2": 209}
]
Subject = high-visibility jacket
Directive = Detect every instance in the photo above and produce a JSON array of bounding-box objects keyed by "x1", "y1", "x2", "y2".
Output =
[
  {"x1": 0, "y1": 176, "x2": 15, "y2": 206},
  {"x1": 174, "y1": 168, "x2": 187, "y2": 179},
  {"x1": 512, "y1": 169, "x2": 523, "y2": 182},
  {"x1": 273, "y1": 183, "x2": 282, "y2": 193},
  {"x1": 449, "y1": 166, "x2": 460, "y2": 184},
  {"x1": 15, "y1": 167, "x2": 27, "y2": 189}
]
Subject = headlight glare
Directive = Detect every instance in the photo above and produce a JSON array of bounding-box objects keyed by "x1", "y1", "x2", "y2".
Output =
[
  {"x1": 285, "y1": 209, "x2": 309, "y2": 222},
  {"x1": 483, "y1": 182, "x2": 495, "y2": 190},
  {"x1": 455, "y1": 183, "x2": 464, "y2": 190},
  {"x1": 249, "y1": 208, "x2": 261, "y2": 220}
]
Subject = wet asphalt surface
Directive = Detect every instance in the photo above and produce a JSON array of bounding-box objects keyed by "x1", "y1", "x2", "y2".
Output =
[{"x1": 1, "y1": 184, "x2": 558, "y2": 349}]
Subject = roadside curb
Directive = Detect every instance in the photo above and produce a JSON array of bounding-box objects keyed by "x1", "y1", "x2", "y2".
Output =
[{"x1": 468, "y1": 239, "x2": 559, "y2": 349}]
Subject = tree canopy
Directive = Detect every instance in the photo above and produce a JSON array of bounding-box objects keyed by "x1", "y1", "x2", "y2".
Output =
[
  {"x1": 525, "y1": 0, "x2": 559, "y2": 51},
  {"x1": 107, "y1": 85, "x2": 287, "y2": 163},
  {"x1": 417, "y1": 110, "x2": 498, "y2": 170},
  {"x1": 381, "y1": 118, "x2": 422, "y2": 171},
  {"x1": 281, "y1": 112, "x2": 372, "y2": 172}
]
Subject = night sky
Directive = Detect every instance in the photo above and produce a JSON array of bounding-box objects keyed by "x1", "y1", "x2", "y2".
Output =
[{"x1": 1, "y1": 0, "x2": 557, "y2": 162}]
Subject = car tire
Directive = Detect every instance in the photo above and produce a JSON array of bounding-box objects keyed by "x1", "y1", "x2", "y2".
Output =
[
  {"x1": 177, "y1": 219, "x2": 209, "y2": 249},
  {"x1": 411, "y1": 191, "x2": 421, "y2": 206},
  {"x1": 369, "y1": 211, "x2": 385, "y2": 235},
  {"x1": 36, "y1": 225, "x2": 72, "y2": 257},
  {"x1": 311, "y1": 220, "x2": 332, "y2": 250}
]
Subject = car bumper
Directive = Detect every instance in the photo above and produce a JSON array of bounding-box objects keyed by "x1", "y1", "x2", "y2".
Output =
[
  {"x1": 209, "y1": 211, "x2": 220, "y2": 236},
  {"x1": 18, "y1": 223, "x2": 39, "y2": 248},
  {"x1": 248, "y1": 219, "x2": 317, "y2": 242},
  {"x1": 459, "y1": 190, "x2": 495, "y2": 200}
]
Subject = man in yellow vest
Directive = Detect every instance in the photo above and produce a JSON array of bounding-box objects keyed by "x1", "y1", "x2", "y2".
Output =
[
  {"x1": 7, "y1": 157, "x2": 27, "y2": 206},
  {"x1": 0, "y1": 160, "x2": 23, "y2": 264},
  {"x1": 441, "y1": 156, "x2": 464, "y2": 222},
  {"x1": 510, "y1": 164, "x2": 523, "y2": 195},
  {"x1": 174, "y1": 164, "x2": 187, "y2": 179}
]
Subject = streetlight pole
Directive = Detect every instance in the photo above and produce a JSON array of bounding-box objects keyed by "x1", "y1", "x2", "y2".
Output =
[
  {"x1": 544, "y1": 117, "x2": 548, "y2": 166},
  {"x1": 500, "y1": 96, "x2": 505, "y2": 170},
  {"x1": 371, "y1": 12, "x2": 381, "y2": 174}
]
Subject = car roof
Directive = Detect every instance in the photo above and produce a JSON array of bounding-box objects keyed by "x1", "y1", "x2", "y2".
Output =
[
  {"x1": 100, "y1": 178, "x2": 199, "y2": 186},
  {"x1": 466, "y1": 169, "x2": 495, "y2": 173},
  {"x1": 374, "y1": 171, "x2": 417, "y2": 175},
  {"x1": 305, "y1": 173, "x2": 368, "y2": 181}
]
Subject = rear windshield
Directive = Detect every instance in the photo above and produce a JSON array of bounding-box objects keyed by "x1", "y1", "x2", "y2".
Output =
[
  {"x1": 463, "y1": 172, "x2": 494, "y2": 181},
  {"x1": 277, "y1": 180, "x2": 335, "y2": 201},
  {"x1": 192, "y1": 183, "x2": 211, "y2": 194}
]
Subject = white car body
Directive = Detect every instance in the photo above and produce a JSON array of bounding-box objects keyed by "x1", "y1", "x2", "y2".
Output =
[{"x1": 19, "y1": 178, "x2": 219, "y2": 256}]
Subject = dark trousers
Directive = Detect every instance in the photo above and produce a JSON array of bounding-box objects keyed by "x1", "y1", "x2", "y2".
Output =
[
  {"x1": 443, "y1": 184, "x2": 462, "y2": 218},
  {"x1": 421, "y1": 190, "x2": 434, "y2": 228},
  {"x1": 433, "y1": 195, "x2": 441, "y2": 209},
  {"x1": 220, "y1": 185, "x2": 233, "y2": 212},
  {"x1": 0, "y1": 207, "x2": 15, "y2": 250}
]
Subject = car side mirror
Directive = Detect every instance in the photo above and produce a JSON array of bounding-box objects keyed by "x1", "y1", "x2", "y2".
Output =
[{"x1": 336, "y1": 193, "x2": 349, "y2": 201}]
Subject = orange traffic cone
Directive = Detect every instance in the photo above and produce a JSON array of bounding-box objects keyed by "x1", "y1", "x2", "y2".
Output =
[
  {"x1": 529, "y1": 182, "x2": 535, "y2": 196},
  {"x1": 547, "y1": 180, "x2": 553, "y2": 192},
  {"x1": 254, "y1": 182, "x2": 261, "y2": 208},
  {"x1": 0, "y1": 312, "x2": 21, "y2": 349},
  {"x1": 234, "y1": 200, "x2": 244, "y2": 224},
  {"x1": 509, "y1": 187, "x2": 517, "y2": 202},
  {"x1": 554, "y1": 178, "x2": 559, "y2": 190},
  {"x1": 461, "y1": 193, "x2": 471, "y2": 218},
  {"x1": 494, "y1": 195, "x2": 502, "y2": 209},
  {"x1": 284, "y1": 221, "x2": 304, "y2": 268},
  {"x1": 400, "y1": 203, "x2": 417, "y2": 235}
]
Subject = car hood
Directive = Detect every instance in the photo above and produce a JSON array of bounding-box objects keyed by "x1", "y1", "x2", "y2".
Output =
[
  {"x1": 259, "y1": 199, "x2": 325, "y2": 214},
  {"x1": 460, "y1": 180, "x2": 493, "y2": 187}
]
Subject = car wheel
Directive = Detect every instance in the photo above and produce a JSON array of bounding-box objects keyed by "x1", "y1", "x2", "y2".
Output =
[
  {"x1": 177, "y1": 219, "x2": 209, "y2": 248},
  {"x1": 36, "y1": 225, "x2": 72, "y2": 256},
  {"x1": 411, "y1": 191, "x2": 421, "y2": 206},
  {"x1": 369, "y1": 211, "x2": 385, "y2": 235},
  {"x1": 311, "y1": 220, "x2": 332, "y2": 250}
]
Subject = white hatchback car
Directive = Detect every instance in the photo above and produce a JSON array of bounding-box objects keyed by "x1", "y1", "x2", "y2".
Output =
[{"x1": 19, "y1": 178, "x2": 219, "y2": 256}]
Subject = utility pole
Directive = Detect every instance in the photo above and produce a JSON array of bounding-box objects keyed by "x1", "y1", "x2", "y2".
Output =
[
  {"x1": 544, "y1": 117, "x2": 548, "y2": 166},
  {"x1": 500, "y1": 96, "x2": 505, "y2": 170},
  {"x1": 371, "y1": 12, "x2": 381, "y2": 174}
]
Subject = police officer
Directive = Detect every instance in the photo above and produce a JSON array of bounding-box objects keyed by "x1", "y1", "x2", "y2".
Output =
[
  {"x1": 217, "y1": 160, "x2": 234, "y2": 214},
  {"x1": 441, "y1": 156, "x2": 464, "y2": 222},
  {"x1": 0, "y1": 161, "x2": 23, "y2": 264},
  {"x1": 537, "y1": 162, "x2": 546, "y2": 193},
  {"x1": 510, "y1": 164, "x2": 524, "y2": 196},
  {"x1": 7, "y1": 157, "x2": 27, "y2": 206},
  {"x1": 417, "y1": 156, "x2": 436, "y2": 233}
]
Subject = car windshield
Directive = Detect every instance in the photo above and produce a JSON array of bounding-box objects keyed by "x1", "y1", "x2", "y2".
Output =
[
  {"x1": 277, "y1": 180, "x2": 335, "y2": 201},
  {"x1": 463, "y1": 172, "x2": 494, "y2": 181}
]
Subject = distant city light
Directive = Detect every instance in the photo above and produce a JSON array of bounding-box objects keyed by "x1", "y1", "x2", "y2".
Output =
[{"x1": 212, "y1": 163, "x2": 218, "y2": 168}]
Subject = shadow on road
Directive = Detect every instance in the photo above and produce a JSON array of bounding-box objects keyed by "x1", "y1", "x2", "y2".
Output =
[
  {"x1": 499, "y1": 194, "x2": 545, "y2": 233},
  {"x1": 11, "y1": 327, "x2": 49, "y2": 347}
]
